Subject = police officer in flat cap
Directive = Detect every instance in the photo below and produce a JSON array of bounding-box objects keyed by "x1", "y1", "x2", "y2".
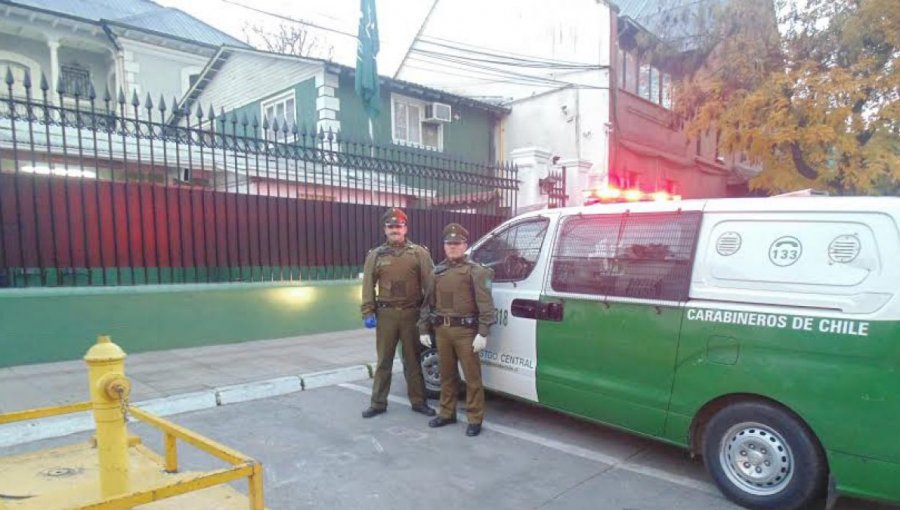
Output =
[
  {"x1": 360, "y1": 208, "x2": 436, "y2": 418},
  {"x1": 418, "y1": 223, "x2": 495, "y2": 437}
]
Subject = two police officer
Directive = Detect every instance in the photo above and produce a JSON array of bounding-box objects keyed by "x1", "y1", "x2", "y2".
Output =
[
  {"x1": 360, "y1": 208, "x2": 436, "y2": 418},
  {"x1": 418, "y1": 223, "x2": 495, "y2": 437}
]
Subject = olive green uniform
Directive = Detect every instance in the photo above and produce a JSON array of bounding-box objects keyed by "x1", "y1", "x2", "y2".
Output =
[
  {"x1": 419, "y1": 256, "x2": 495, "y2": 424},
  {"x1": 361, "y1": 240, "x2": 434, "y2": 410}
]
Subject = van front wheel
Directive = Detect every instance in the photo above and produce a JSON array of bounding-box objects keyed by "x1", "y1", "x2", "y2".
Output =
[{"x1": 702, "y1": 401, "x2": 826, "y2": 510}]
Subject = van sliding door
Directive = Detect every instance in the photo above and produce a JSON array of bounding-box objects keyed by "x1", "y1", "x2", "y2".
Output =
[{"x1": 536, "y1": 211, "x2": 702, "y2": 436}]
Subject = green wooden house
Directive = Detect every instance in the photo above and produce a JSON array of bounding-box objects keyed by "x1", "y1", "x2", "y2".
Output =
[{"x1": 180, "y1": 46, "x2": 508, "y2": 164}]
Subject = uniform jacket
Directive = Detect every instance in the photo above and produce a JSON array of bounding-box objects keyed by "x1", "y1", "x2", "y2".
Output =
[
  {"x1": 361, "y1": 240, "x2": 434, "y2": 317},
  {"x1": 418, "y1": 256, "x2": 495, "y2": 337}
]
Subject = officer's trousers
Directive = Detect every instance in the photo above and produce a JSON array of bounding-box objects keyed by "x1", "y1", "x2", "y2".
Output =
[
  {"x1": 436, "y1": 325, "x2": 484, "y2": 424},
  {"x1": 370, "y1": 307, "x2": 426, "y2": 410}
]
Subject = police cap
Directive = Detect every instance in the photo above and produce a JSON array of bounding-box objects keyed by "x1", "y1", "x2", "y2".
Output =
[
  {"x1": 443, "y1": 223, "x2": 468, "y2": 243},
  {"x1": 382, "y1": 208, "x2": 408, "y2": 226}
]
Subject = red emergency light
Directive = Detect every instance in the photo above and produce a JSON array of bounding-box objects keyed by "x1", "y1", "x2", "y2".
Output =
[{"x1": 584, "y1": 185, "x2": 681, "y2": 206}]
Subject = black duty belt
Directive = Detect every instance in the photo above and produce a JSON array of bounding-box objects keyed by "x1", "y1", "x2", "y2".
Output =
[
  {"x1": 376, "y1": 301, "x2": 416, "y2": 310},
  {"x1": 432, "y1": 315, "x2": 478, "y2": 328}
]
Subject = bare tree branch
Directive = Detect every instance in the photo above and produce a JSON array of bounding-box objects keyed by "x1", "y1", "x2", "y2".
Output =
[{"x1": 242, "y1": 22, "x2": 333, "y2": 58}]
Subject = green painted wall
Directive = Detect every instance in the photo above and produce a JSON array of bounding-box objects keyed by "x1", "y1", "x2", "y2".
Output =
[
  {"x1": 220, "y1": 73, "x2": 495, "y2": 164},
  {"x1": 0, "y1": 280, "x2": 363, "y2": 367},
  {"x1": 336, "y1": 74, "x2": 495, "y2": 163},
  {"x1": 221, "y1": 102, "x2": 260, "y2": 137},
  {"x1": 222, "y1": 77, "x2": 318, "y2": 138}
]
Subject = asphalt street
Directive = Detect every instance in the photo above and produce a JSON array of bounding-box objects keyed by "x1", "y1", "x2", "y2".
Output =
[{"x1": 2, "y1": 378, "x2": 897, "y2": 510}]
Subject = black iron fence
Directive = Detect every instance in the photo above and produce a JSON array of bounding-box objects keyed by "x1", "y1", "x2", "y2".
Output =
[
  {"x1": 0, "y1": 70, "x2": 519, "y2": 287},
  {"x1": 545, "y1": 166, "x2": 568, "y2": 209}
]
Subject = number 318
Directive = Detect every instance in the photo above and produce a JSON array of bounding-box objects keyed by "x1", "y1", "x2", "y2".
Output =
[{"x1": 494, "y1": 309, "x2": 508, "y2": 326}]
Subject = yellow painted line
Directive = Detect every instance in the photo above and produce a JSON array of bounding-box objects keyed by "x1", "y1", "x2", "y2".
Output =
[
  {"x1": 128, "y1": 407, "x2": 252, "y2": 465},
  {"x1": 68, "y1": 465, "x2": 254, "y2": 510},
  {"x1": 0, "y1": 402, "x2": 91, "y2": 425}
]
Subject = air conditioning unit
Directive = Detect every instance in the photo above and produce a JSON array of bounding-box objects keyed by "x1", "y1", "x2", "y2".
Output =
[{"x1": 424, "y1": 102, "x2": 452, "y2": 123}]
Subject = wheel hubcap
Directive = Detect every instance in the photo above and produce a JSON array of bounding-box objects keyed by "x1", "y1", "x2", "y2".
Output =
[
  {"x1": 420, "y1": 350, "x2": 440, "y2": 391},
  {"x1": 719, "y1": 422, "x2": 794, "y2": 496}
]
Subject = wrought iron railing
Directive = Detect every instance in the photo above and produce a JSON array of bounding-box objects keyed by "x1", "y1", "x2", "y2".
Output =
[{"x1": 0, "y1": 70, "x2": 518, "y2": 287}]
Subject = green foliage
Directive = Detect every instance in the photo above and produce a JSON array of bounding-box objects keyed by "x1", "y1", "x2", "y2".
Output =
[{"x1": 656, "y1": 0, "x2": 899, "y2": 194}]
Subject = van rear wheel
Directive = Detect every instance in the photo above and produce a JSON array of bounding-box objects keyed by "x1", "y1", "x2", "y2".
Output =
[{"x1": 702, "y1": 401, "x2": 826, "y2": 510}]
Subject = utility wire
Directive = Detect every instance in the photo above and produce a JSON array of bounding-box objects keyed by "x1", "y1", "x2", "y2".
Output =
[
  {"x1": 404, "y1": 64, "x2": 559, "y2": 89},
  {"x1": 221, "y1": 0, "x2": 367, "y2": 40},
  {"x1": 220, "y1": 0, "x2": 608, "y2": 91},
  {"x1": 409, "y1": 52, "x2": 608, "y2": 89},
  {"x1": 406, "y1": 58, "x2": 608, "y2": 93},
  {"x1": 419, "y1": 35, "x2": 599, "y2": 67},
  {"x1": 405, "y1": 60, "x2": 561, "y2": 89},
  {"x1": 413, "y1": 48, "x2": 606, "y2": 70},
  {"x1": 407, "y1": 56, "x2": 566, "y2": 88}
]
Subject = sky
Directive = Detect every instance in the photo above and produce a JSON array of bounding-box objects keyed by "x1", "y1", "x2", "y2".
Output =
[{"x1": 155, "y1": 0, "x2": 436, "y2": 77}]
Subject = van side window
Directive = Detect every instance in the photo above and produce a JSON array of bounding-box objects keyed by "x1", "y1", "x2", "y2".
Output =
[
  {"x1": 551, "y1": 211, "x2": 701, "y2": 301},
  {"x1": 471, "y1": 218, "x2": 549, "y2": 282}
]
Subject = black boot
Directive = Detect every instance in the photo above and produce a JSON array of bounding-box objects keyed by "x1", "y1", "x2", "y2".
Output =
[
  {"x1": 411, "y1": 403, "x2": 436, "y2": 416},
  {"x1": 361, "y1": 407, "x2": 386, "y2": 418},
  {"x1": 466, "y1": 423, "x2": 482, "y2": 437},
  {"x1": 428, "y1": 416, "x2": 457, "y2": 428}
]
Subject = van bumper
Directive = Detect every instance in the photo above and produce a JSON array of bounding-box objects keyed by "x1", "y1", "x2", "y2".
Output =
[{"x1": 829, "y1": 450, "x2": 900, "y2": 504}]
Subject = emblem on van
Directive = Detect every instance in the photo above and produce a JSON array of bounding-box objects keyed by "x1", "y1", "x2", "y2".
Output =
[
  {"x1": 716, "y1": 232, "x2": 742, "y2": 256},
  {"x1": 828, "y1": 235, "x2": 861, "y2": 263},
  {"x1": 769, "y1": 236, "x2": 802, "y2": 267}
]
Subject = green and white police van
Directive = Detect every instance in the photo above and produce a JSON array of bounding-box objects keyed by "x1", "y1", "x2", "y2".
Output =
[{"x1": 419, "y1": 196, "x2": 900, "y2": 510}]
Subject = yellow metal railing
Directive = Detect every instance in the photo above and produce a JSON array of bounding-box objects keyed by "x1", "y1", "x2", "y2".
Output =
[
  {"x1": 0, "y1": 336, "x2": 265, "y2": 510},
  {"x1": 0, "y1": 402, "x2": 93, "y2": 425}
]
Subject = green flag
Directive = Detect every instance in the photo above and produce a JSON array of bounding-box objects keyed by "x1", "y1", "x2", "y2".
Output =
[{"x1": 355, "y1": 0, "x2": 380, "y2": 119}]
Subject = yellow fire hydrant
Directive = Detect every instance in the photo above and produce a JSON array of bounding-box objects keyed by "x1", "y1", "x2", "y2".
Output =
[{"x1": 84, "y1": 335, "x2": 132, "y2": 500}]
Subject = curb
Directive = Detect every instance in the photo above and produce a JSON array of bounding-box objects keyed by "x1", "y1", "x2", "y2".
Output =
[{"x1": 0, "y1": 361, "x2": 400, "y2": 448}]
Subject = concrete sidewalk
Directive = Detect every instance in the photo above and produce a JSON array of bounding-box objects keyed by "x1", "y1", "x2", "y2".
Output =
[{"x1": 0, "y1": 329, "x2": 390, "y2": 446}]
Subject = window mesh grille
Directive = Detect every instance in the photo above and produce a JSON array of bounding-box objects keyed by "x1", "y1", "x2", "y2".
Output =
[{"x1": 551, "y1": 211, "x2": 701, "y2": 301}]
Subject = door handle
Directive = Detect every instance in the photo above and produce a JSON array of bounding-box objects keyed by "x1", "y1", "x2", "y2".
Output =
[{"x1": 511, "y1": 299, "x2": 538, "y2": 319}]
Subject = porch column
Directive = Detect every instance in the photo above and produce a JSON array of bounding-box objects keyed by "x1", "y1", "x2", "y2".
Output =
[
  {"x1": 510, "y1": 146, "x2": 551, "y2": 214},
  {"x1": 47, "y1": 39, "x2": 59, "y2": 101},
  {"x1": 558, "y1": 158, "x2": 594, "y2": 207}
]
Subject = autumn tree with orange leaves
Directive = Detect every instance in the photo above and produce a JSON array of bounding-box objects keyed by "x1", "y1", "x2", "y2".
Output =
[{"x1": 655, "y1": 0, "x2": 898, "y2": 194}]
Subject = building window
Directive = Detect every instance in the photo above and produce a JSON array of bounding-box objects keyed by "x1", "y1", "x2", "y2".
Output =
[
  {"x1": 624, "y1": 52, "x2": 637, "y2": 94},
  {"x1": 638, "y1": 61, "x2": 652, "y2": 101},
  {"x1": 661, "y1": 73, "x2": 673, "y2": 109},
  {"x1": 60, "y1": 63, "x2": 91, "y2": 97},
  {"x1": 617, "y1": 49, "x2": 673, "y2": 110},
  {"x1": 391, "y1": 93, "x2": 443, "y2": 151},
  {"x1": 261, "y1": 90, "x2": 296, "y2": 142},
  {"x1": 0, "y1": 52, "x2": 41, "y2": 98},
  {"x1": 0, "y1": 60, "x2": 29, "y2": 97}
]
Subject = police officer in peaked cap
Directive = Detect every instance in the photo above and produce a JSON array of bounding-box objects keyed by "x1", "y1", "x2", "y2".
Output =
[
  {"x1": 360, "y1": 208, "x2": 436, "y2": 418},
  {"x1": 418, "y1": 223, "x2": 495, "y2": 437}
]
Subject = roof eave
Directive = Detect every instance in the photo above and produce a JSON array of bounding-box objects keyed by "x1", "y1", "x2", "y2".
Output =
[{"x1": 326, "y1": 64, "x2": 510, "y2": 115}]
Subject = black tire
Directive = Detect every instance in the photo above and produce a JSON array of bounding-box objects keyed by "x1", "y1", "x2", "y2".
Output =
[
  {"x1": 702, "y1": 401, "x2": 827, "y2": 510},
  {"x1": 419, "y1": 347, "x2": 441, "y2": 399},
  {"x1": 419, "y1": 345, "x2": 466, "y2": 400}
]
